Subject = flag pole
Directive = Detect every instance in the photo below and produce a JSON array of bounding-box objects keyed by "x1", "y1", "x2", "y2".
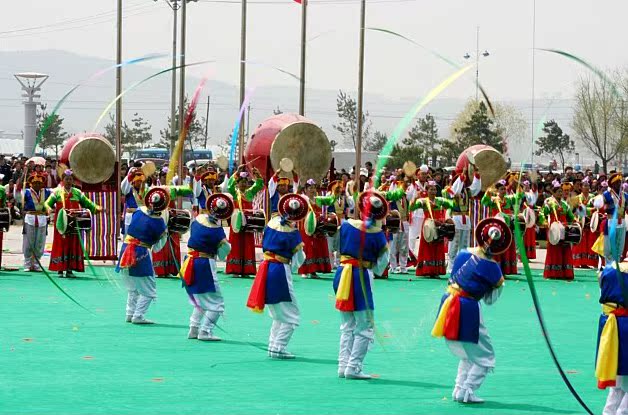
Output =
[
  {"x1": 298, "y1": 0, "x2": 307, "y2": 116},
  {"x1": 238, "y1": 0, "x2": 248, "y2": 163},
  {"x1": 355, "y1": 0, "x2": 366, "y2": 182}
]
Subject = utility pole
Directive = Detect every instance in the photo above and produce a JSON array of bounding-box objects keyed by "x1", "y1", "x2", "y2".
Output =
[
  {"x1": 204, "y1": 95, "x2": 210, "y2": 148},
  {"x1": 177, "y1": 0, "x2": 187, "y2": 207},
  {"x1": 355, "y1": 0, "x2": 366, "y2": 182},
  {"x1": 115, "y1": 0, "x2": 123, "y2": 242},
  {"x1": 170, "y1": 0, "x2": 179, "y2": 152},
  {"x1": 475, "y1": 26, "x2": 479, "y2": 101},
  {"x1": 298, "y1": 0, "x2": 307, "y2": 115},
  {"x1": 238, "y1": 0, "x2": 247, "y2": 163}
]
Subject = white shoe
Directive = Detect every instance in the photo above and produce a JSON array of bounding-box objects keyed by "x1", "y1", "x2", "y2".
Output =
[
  {"x1": 338, "y1": 366, "x2": 346, "y2": 378},
  {"x1": 188, "y1": 327, "x2": 199, "y2": 339},
  {"x1": 125, "y1": 315, "x2": 133, "y2": 323},
  {"x1": 392, "y1": 267, "x2": 400, "y2": 274},
  {"x1": 270, "y1": 350, "x2": 296, "y2": 359},
  {"x1": 344, "y1": 367, "x2": 372, "y2": 380},
  {"x1": 197, "y1": 330, "x2": 221, "y2": 341},
  {"x1": 131, "y1": 317, "x2": 155, "y2": 325},
  {"x1": 452, "y1": 387, "x2": 464, "y2": 401},
  {"x1": 399, "y1": 268, "x2": 408, "y2": 274},
  {"x1": 462, "y1": 389, "x2": 484, "y2": 404}
]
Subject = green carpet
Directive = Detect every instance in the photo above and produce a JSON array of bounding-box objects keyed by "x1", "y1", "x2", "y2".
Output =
[{"x1": 0, "y1": 267, "x2": 607, "y2": 415}]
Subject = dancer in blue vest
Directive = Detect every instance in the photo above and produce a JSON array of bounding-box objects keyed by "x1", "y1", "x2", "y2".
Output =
[
  {"x1": 333, "y1": 191, "x2": 390, "y2": 379},
  {"x1": 181, "y1": 193, "x2": 233, "y2": 341},
  {"x1": 432, "y1": 218, "x2": 511, "y2": 404},
  {"x1": 117, "y1": 187, "x2": 169, "y2": 325},
  {"x1": 22, "y1": 172, "x2": 53, "y2": 271},
  {"x1": 268, "y1": 167, "x2": 299, "y2": 216},
  {"x1": 247, "y1": 193, "x2": 308, "y2": 359}
]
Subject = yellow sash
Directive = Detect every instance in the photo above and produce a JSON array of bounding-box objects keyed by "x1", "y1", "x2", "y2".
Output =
[{"x1": 596, "y1": 304, "x2": 624, "y2": 387}]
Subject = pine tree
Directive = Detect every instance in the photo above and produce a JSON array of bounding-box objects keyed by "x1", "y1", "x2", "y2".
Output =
[{"x1": 36, "y1": 104, "x2": 68, "y2": 157}]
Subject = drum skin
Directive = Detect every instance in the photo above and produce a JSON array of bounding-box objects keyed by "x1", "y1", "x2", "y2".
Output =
[
  {"x1": 455, "y1": 144, "x2": 507, "y2": 191},
  {"x1": 60, "y1": 133, "x2": 116, "y2": 184}
]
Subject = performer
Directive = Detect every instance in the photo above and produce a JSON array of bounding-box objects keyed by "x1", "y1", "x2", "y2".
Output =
[
  {"x1": 225, "y1": 167, "x2": 264, "y2": 277},
  {"x1": 44, "y1": 169, "x2": 102, "y2": 278},
  {"x1": 443, "y1": 171, "x2": 482, "y2": 272},
  {"x1": 387, "y1": 179, "x2": 411, "y2": 274},
  {"x1": 596, "y1": 261, "x2": 628, "y2": 414},
  {"x1": 409, "y1": 181, "x2": 455, "y2": 278},
  {"x1": 192, "y1": 167, "x2": 219, "y2": 211},
  {"x1": 181, "y1": 193, "x2": 233, "y2": 341},
  {"x1": 268, "y1": 168, "x2": 299, "y2": 216},
  {"x1": 522, "y1": 180, "x2": 538, "y2": 260},
  {"x1": 333, "y1": 191, "x2": 389, "y2": 379},
  {"x1": 593, "y1": 173, "x2": 627, "y2": 263},
  {"x1": 299, "y1": 179, "x2": 332, "y2": 278},
  {"x1": 0, "y1": 184, "x2": 6, "y2": 269},
  {"x1": 22, "y1": 172, "x2": 53, "y2": 272},
  {"x1": 541, "y1": 182, "x2": 576, "y2": 280},
  {"x1": 432, "y1": 218, "x2": 510, "y2": 404},
  {"x1": 151, "y1": 185, "x2": 194, "y2": 278},
  {"x1": 116, "y1": 187, "x2": 169, "y2": 324},
  {"x1": 120, "y1": 166, "x2": 148, "y2": 236},
  {"x1": 573, "y1": 178, "x2": 599, "y2": 269},
  {"x1": 480, "y1": 179, "x2": 523, "y2": 276},
  {"x1": 407, "y1": 165, "x2": 430, "y2": 255},
  {"x1": 246, "y1": 193, "x2": 307, "y2": 359},
  {"x1": 315, "y1": 180, "x2": 346, "y2": 269}
]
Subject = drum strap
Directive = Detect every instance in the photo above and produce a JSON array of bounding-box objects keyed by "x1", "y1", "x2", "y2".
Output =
[{"x1": 424, "y1": 197, "x2": 434, "y2": 219}]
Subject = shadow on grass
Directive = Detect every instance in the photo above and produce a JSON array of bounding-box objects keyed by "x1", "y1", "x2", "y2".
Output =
[
  {"x1": 480, "y1": 401, "x2": 581, "y2": 414},
  {"x1": 369, "y1": 378, "x2": 448, "y2": 389}
]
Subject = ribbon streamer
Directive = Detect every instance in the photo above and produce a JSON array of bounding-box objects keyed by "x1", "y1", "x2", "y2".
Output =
[{"x1": 229, "y1": 89, "x2": 255, "y2": 174}]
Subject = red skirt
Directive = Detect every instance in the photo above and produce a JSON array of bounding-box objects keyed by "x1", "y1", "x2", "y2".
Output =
[
  {"x1": 225, "y1": 230, "x2": 257, "y2": 276},
  {"x1": 152, "y1": 233, "x2": 181, "y2": 277},
  {"x1": 49, "y1": 228, "x2": 85, "y2": 272},
  {"x1": 573, "y1": 228, "x2": 599, "y2": 268},
  {"x1": 494, "y1": 242, "x2": 518, "y2": 275},
  {"x1": 544, "y1": 241, "x2": 574, "y2": 280},
  {"x1": 415, "y1": 237, "x2": 446, "y2": 276},
  {"x1": 299, "y1": 230, "x2": 332, "y2": 274},
  {"x1": 524, "y1": 226, "x2": 536, "y2": 260}
]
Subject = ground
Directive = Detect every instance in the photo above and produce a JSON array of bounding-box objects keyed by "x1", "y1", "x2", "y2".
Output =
[{"x1": 0, "y1": 227, "x2": 608, "y2": 415}]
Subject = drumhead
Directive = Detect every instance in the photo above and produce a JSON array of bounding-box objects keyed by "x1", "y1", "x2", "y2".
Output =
[
  {"x1": 524, "y1": 207, "x2": 536, "y2": 229},
  {"x1": 423, "y1": 219, "x2": 437, "y2": 243},
  {"x1": 548, "y1": 222, "x2": 564, "y2": 246},
  {"x1": 590, "y1": 211, "x2": 599, "y2": 232}
]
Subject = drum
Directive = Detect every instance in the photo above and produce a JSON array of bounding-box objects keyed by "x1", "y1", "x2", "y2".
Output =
[
  {"x1": 66, "y1": 209, "x2": 92, "y2": 234},
  {"x1": 590, "y1": 211, "x2": 600, "y2": 232},
  {"x1": 523, "y1": 207, "x2": 536, "y2": 229},
  {"x1": 564, "y1": 223, "x2": 583, "y2": 245},
  {"x1": 423, "y1": 219, "x2": 438, "y2": 243},
  {"x1": 455, "y1": 144, "x2": 507, "y2": 190},
  {"x1": 168, "y1": 209, "x2": 192, "y2": 234},
  {"x1": 436, "y1": 222, "x2": 456, "y2": 242},
  {"x1": 315, "y1": 213, "x2": 339, "y2": 237},
  {"x1": 0, "y1": 207, "x2": 10, "y2": 232},
  {"x1": 549, "y1": 222, "x2": 582, "y2": 245},
  {"x1": 383, "y1": 210, "x2": 401, "y2": 234},
  {"x1": 59, "y1": 134, "x2": 116, "y2": 184},
  {"x1": 243, "y1": 210, "x2": 266, "y2": 233}
]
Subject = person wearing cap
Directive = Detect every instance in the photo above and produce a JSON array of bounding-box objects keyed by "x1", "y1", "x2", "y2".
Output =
[
  {"x1": 409, "y1": 180, "x2": 455, "y2": 278},
  {"x1": 225, "y1": 166, "x2": 264, "y2": 277},
  {"x1": 521, "y1": 180, "x2": 538, "y2": 260},
  {"x1": 120, "y1": 166, "x2": 148, "y2": 236},
  {"x1": 481, "y1": 179, "x2": 524, "y2": 276},
  {"x1": 573, "y1": 177, "x2": 600, "y2": 269},
  {"x1": 595, "y1": 260, "x2": 628, "y2": 414},
  {"x1": 192, "y1": 167, "x2": 229, "y2": 212},
  {"x1": 333, "y1": 191, "x2": 389, "y2": 379},
  {"x1": 181, "y1": 193, "x2": 233, "y2": 341},
  {"x1": 442, "y1": 170, "x2": 482, "y2": 272},
  {"x1": 345, "y1": 168, "x2": 369, "y2": 219},
  {"x1": 433, "y1": 218, "x2": 509, "y2": 403},
  {"x1": 246, "y1": 193, "x2": 307, "y2": 359},
  {"x1": 268, "y1": 167, "x2": 299, "y2": 216},
  {"x1": 22, "y1": 172, "x2": 53, "y2": 272},
  {"x1": 406, "y1": 164, "x2": 430, "y2": 255},
  {"x1": 540, "y1": 182, "x2": 576, "y2": 280},
  {"x1": 44, "y1": 169, "x2": 102, "y2": 278},
  {"x1": 314, "y1": 180, "x2": 347, "y2": 269},
  {"x1": 116, "y1": 187, "x2": 169, "y2": 324},
  {"x1": 593, "y1": 172, "x2": 628, "y2": 263},
  {"x1": 382, "y1": 180, "x2": 411, "y2": 274},
  {"x1": 299, "y1": 179, "x2": 332, "y2": 278}
]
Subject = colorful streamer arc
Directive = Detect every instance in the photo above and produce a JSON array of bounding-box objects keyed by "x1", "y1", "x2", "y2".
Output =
[
  {"x1": 92, "y1": 60, "x2": 215, "y2": 131},
  {"x1": 229, "y1": 88, "x2": 255, "y2": 174}
]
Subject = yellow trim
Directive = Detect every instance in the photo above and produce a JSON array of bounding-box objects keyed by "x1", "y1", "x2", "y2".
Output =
[
  {"x1": 196, "y1": 214, "x2": 221, "y2": 228},
  {"x1": 347, "y1": 218, "x2": 382, "y2": 233},
  {"x1": 596, "y1": 304, "x2": 621, "y2": 386},
  {"x1": 123, "y1": 235, "x2": 152, "y2": 248},
  {"x1": 187, "y1": 248, "x2": 215, "y2": 259},
  {"x1": 263, "y1": 252, "x2": 291, "y2": 264},
  {"x1": 292, "y1": 242, "x2": 305, "y2": 253},
  {"x1": 267, "y1": 216, "x2": 296, "y2": 232}
]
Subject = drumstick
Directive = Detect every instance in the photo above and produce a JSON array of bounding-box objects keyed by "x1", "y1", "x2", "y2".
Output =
[{"x1": 243, "y1": 156, "x2": 260, "y2": 166}]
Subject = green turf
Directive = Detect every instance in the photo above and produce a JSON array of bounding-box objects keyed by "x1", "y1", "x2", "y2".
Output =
[{"x1": 0, "y1": 267, "x2": 608, "y2": 415}]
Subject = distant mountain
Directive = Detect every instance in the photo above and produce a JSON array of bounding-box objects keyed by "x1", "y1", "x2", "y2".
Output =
[{"x1": 0, "y1": 50, "x2": 576, "y2": 163}]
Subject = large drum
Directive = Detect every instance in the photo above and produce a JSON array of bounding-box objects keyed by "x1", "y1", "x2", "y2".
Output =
[
  {"x1": 0, "y1": 207, "x2": 10, "y2": 232},
  {"x1": 168, "y1": 209, "x2": 192, "y2": 234},
  {"x1": 423, "y1": 219, "x2": 455, "y2": 243},
  {"x1": 456, "y1": 144, "x2": 507, "y2": 190},
  {"x1": 243, "y1": 210, "x2": 266, "y2": 233},
  {"x1": 66, "y1": 209, "x2": 92, "y2": 234},
  {"x1": 59, "y1": 133, "x2": 116, "y2": 184},
  {"x1": 315, "y1": 213, "x2": 339, "y2": 237},
  {"x1": 245, "y1": 113, "x2": 332, "y2": 182},
  {"x1": 549, "y1": 222, "x2": 582, "y2": 246}
]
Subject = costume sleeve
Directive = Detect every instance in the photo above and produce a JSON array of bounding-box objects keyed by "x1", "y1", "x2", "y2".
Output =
[
  {"x1": 406, "y1": 184, "x2": 416, "y2": 202},
  {"x1": 291, "y1": 247, "x2": 306, "y2": 273},
  {"x1": 168, "y1": 185, "x2": 193, "y2": 198},
  {"x1": 372, "y1": 245, "x2": 390, "y2": 276},
  {"x1": 44, "y1": 189, "x2": 59, "y2": 210},
  {"x1": 592, "y1": 195, "x2": 604, "y2": 209},
  {"x1": 385, "y1": 187, "x2": 405, "y2": 202},
  {"x1": 217, "y1": 239, "x2": 231, "y2": 261},
  {"x1": 226, "y1": 175, "x2": 237, "y2": 198},
  {"x1": 408, "y1": 198, "x2": 424, "y2": 211},
  {"x1": 315, "y1": 195, "x2": 335, "y2": 207},
  {"x1": 268, "y1": 174, "x2": 278, "y2": 198},
  {"x1": 481, "y1": 192, "x2": 496, "y2": 209},
  {"x1": 436, "y1": 197, "x2": 455, "y2": 210},
  {"x1": 152, "y1": 230, "x2": 169, "y2": 253},
  {"x1": 121, "y1": 175, "x2": 131, "y2": 195},
  {"x1": 564, "y1": 201, "x2": 575, "y2": 223},
  {"x1": 483, "y1": 284, "x2": 504, "y2": 306},
  {"x1": 0, "y1": 186, "x2": 6, "y2": 206},
  {"x1": 77, "y1": 190, "x2": 98, "y2": 213},
  {"x1": 526, "y1": 190, "x2": 538, "y2": 206},
  {"x1": 192, "y1": 177, "x2": 202, "y2": 198},
  {"x1": 245, "y1": 178, "x2": 264, "y2": 201},
  {"x1": 469, "y1": 174, "x2": 482, "y2": 197}
]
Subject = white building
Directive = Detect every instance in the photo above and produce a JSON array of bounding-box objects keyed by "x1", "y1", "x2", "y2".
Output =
[{"x1": 0, "y1": 131, "x2": 23, "y2": 155}]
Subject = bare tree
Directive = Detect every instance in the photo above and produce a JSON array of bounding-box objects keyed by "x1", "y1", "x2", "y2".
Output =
[
  {"x1": 332, "y1": 90, "x2": 372, "y2": 150},
  {"x1": 572, "y1": 75, "x2": 628, "y2": 173}
]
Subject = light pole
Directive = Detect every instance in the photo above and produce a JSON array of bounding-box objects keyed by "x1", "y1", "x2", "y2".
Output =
[
  {"x1": 14, "y1": 72, "x2": 48, "y2": 156},
  {"x1": 463, "y1": 26, "x2": 490, "y2": 101},
  {"x1": 298, "y1": 0, "x2": 307, "y2": 115},
  {"x1": 355, "y1": 0, "x2": 366, "y2": 192},
  {"x1": 238, "y1": 0, "x2": 247, "y2": 163}
]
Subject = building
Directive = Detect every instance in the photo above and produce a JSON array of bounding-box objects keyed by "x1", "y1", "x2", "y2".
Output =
[{"x1": 0, "y1": 131, "x2": 23, "y2": 156}]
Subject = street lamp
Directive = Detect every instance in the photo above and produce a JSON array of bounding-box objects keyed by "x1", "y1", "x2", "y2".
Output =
[
  {"x1": 463, "y1": 26, "x2": 490, "y2": 101},
  {"x1": 14, "y1": 72, "x2": 48, "y2": 156}
]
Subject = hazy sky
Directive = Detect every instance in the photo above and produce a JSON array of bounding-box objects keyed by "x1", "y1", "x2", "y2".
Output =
[{"x1": 1, "y1": 0, "x2": 627, "y2": 161}]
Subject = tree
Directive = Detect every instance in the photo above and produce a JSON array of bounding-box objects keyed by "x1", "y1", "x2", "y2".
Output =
[
  {"x1": 36, "y1": 104, "x2": 68, "y2": 157},
  {"x1": 572, "y1": 75, "x2": 628, "y2": 173},
  {"x1": 332, "y1": 90, "x2": 372, "y2": 150},
  {"x1": 364, "y1": 130, "x2": 388, "y2": 152},
  {"x1": 103, "y1": 113, "x2": 152, "y2": 156},
  {"x1": 159, "y1": 97, "x2": 206, "y2": 150},
  {"x1": 403, "y1": 114, "x2": 441, "y2": 166},
  {"x1": 535, "y1": 120, "x2": 575, "y2": 171}
]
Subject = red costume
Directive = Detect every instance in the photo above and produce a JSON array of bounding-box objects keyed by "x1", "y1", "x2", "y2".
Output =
[
  {"x1": 298, "y1": 197, "x2": 332, "y2": 276},
  {"x1": 572, "y1": 194, "x2": 599, "y2": 269},
  {"x1": 542, "y1": 197, "x2": 575, "y2": 280},
  {"x1": 410, "y1": 197, "x2": 454, "y2": 277}
]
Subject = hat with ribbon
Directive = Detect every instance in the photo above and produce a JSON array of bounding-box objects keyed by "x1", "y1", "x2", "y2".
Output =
[
  {"x1": 475, "y1": 217, "x2": 513, "y2": 256},
  {"x1": 144, "y1": 187, "x2": 170, "y2": 213},
  {"x1": 278, "y1": 193, "x2": 309, "y2": 222},
  {"x1": 206, "y1": 193, "x2": 234, "y2": 220}
]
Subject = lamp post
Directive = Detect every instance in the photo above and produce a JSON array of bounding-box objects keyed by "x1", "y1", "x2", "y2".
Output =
[
  {"x1": 14, "y1": 72, "x2": 48, "y2": 156},
  {"x1": 463, "y1": 26, "x2": 490, "y2": 101}
]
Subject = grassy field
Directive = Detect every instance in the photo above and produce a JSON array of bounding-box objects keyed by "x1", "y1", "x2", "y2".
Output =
[{"x1": 0, "y1": 267, "x2": 607, "y2": 415}]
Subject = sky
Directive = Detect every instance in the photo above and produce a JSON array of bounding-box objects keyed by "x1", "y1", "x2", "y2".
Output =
[{"x1": 1, "y1": 0, "x2": 627, "y2": 163}]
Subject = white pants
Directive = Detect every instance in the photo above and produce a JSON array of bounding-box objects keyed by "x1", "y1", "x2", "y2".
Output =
[
  {"x1": 448, "y1": 228, "x2": 470, "y2": 272},
  {"x1": 188, "y1": 259, "x2": 225, "y2": 334},
  {"x1": 267, "y1": 264, "x2": 300, "y2": 353},
  {"x1": 124, "y1": 274, "x2": 157, "y2": 320},
  {"x1": 446, "y1": 310, "x2": 495, "y2": 369},
  {"x1": 408, "y1": 216, "x2": 423, "y2": 255},
  {"x1": 328, "y1": 233, "x2": 340, "y2": 268},
  {"x1": 605, "y1": 222, "x2": 626, "y2": 262},
  {"x1": 604, "y1": 377, "x2": 628, "y2": 415},
  {"x1": 390, "y1": 221, "x2": 410, "y2": 270},
  {"x1": 123, "y1": 212, "x2": 133, "y2": 236},
  {"x1": 338, "y1": 310, "x2": 374, "y2": 372},
  {"x1": 23, "y1": 223, "x2": 46, "y2": 269}
]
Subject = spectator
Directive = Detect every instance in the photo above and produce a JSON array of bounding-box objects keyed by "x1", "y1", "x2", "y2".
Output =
[{"x1": 0, "y1": 157, "x2": 11, "y2": 186}]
